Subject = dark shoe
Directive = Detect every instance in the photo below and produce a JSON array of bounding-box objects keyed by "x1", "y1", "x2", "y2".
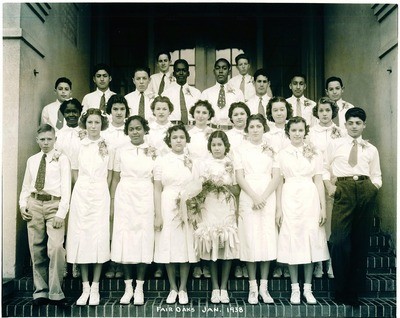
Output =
[
  {"x1": 50, "y1": 298, "x2": 68, "y2": 307},
  {"x1": 32, "y1": 298, "x2": 49, "y2": 306},
  {"x1": 343, "y1": 297, "x2": 361, "y2": 307}
]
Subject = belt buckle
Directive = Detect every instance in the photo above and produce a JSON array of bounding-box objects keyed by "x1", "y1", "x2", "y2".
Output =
[{"x1": 353, "y1": 175, "x2": 359, "y2": 181}]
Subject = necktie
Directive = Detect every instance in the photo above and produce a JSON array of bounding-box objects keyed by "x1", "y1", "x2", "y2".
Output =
[
  {"x1": 258, "y1": 97, "x2": 264, "y2": 116},
  {"x1": 56, "y1": 108, "x2": 64, "y2": 130},
  {"x1": 99, "y1": 93, "x2": 106, "y2": 112},
  {"x1": 332, "y1": 102, "x2": 340, "y2": 126},
  {"x1": 240, "y1": 76, "x2": 245, "y2": 96},
  {"x1": 348, "y1": 139, "x2": 358, "y2": 167},
  {"x1": 139, "y1": 92, "x2": 145, "y2": 117},
  {"x1": 180, "y1": 86, "x2": 188, "y2": 125},
  {"x1": 35, "y1": 154, "x2": 47, "y2": 192},
  {"x1": 158, "y1": 74, "x2": 166, "y2": 95},
  {"x1": 217, "y1": 85, "x2": 226, "y2": 108},
  {"x1": 296, "y1": 98, "x2": 302, "y2": 117}
]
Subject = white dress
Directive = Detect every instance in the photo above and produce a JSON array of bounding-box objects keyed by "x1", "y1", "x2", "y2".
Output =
[
  {"x1": 111, "y1": 142, "x2": 155, "y2": 264},
  {"x1": 55, "y1": 126, "x2": 83, "y2": 163},
  {"x1": 153, "y1": 152, "x2": 198, "y2": 263},
  {"x1": 187, "y1": 126, "x2": 213, "y2": 160},
  {"x1": 263, "y1": 125, "x2": 290, "y2": 152},
  {"x1": 276, "y1": 143, "x2": 329, "y2": 265},
  {"x1": 67, "y1": 137, "x2": 112, "y2": 263},
  {"x1": 193, "y1": 157, "x2": 239, "y2": 261},
  {"x1": 235, "y1": 140, "x2": 278, "y2": 262},
  {"x1": 145, "y1": 121, "x2": 172, "y2": 157},
  {"x1": 101, "y1": 124, "x2": 130, "y2": 151}
]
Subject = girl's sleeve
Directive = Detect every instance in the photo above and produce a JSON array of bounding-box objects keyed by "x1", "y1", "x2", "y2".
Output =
[
  {"x1": 71, "y1": 144, "x2": 81, "y2": 170},
  {"x1": 113, "y1": 148, "x2": 122, "y2": 172}
]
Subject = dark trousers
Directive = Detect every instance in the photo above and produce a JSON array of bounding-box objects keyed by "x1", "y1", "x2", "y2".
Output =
[{"x1": 330, "y1": 178, "x2": 378, "y2": 299}]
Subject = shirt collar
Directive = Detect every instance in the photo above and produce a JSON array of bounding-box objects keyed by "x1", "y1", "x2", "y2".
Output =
[
  {"x1": 96, "y1": 88, "x2": 111, "y2": 95},
  {"x1": 81, "y1": 136, "x2": 104, "y2": 146}
]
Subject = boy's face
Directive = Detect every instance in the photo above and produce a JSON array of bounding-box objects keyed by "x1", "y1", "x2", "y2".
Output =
[
  {"x1": 254, "y1": 75, "x2": 270, "y2": 96},
  {"x1": 93, "y1": 69, "x2": 111, "y2": 92},
  {"x1": 173, "y1": 62, "x2": 190, "y2": 86},
  {"x1": 345, "y1": 116, "x2": 366, "y2": 139},
  {"x1": 214, "y1": 60, "x2": 230, "y2": 84},
  {"x1": 55, "y1": 82, "x2": 72, "y2": 102},
  {"x1": 133, "y1": 71, "x2": 150, "y2": 93},
  {"x1": 289, "y1": 76, "x2": 306, "y2": 98},
  {"x1": 157, "y1": 54, "x2": 171, "y2": 73},
  {"x1": 325, "y1": 81, "x2": 344, "y2": 101},
  {"x1": 236, "y1": 58, "x2": 250, "y2": 76},
  {"x1": 36, "y1": 131, "x2": 56, "y2": 154}
]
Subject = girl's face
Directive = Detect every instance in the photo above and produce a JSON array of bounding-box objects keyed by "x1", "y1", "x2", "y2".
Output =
[
  {"x1": 247, "y1": 119, "x2": 264, "y2": 142},
  {"x1": 288, "y1": 122, "x2": 306, "y2": 146},
  {"x1": 271, "y1": 102, "x2": 287, "y2": 125},
  {"x1": 127, "y1": 119, "x2": 145, "y2": 146},
  {"x1": 210, "y1": 137, "x2": 226, "y2": 159},
  {"x1": 170, "y1": 129, "x2": 187, "y2": 154},
  {"x1": 63, "y1": 103, "x2": 80, "y2": 128},
  {"x1": 111, "y1": 103, "x2": 127, "y2": 126},
  {"x1": 153, "y1": 102, "x2": 170, "y2": 124},
  {"x1": 231, "y1": 107, "x2": 248, "y2": 129},
  {"x1": 86, "y1": 114, "x2": 102, "y2": 139},
  {"x1": 317, "y1": 103, "x2": 333, "y2": 126},
  {"x1": 193, "y1": 105, "x2": 210, "y2": 127}
]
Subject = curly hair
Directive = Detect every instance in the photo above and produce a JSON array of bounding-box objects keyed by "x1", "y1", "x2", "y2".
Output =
[
  {"x1": 244, "y1": 114, "x2": 268, "y2": 133},
  {"x1": 164, "y1": 124, "x2": 191, "y2": 148},
  {"x1": 266, "y1": 97, "x2": 293, "y2": 122},
  {"x1": 312, "y1": 97, "x2": 338, "y2": 119},
  {"x1": 284, "y1": 116, "x2": 309, "y2": 138},
  {"x1": 124, "y1": 115, "x2": 150, "y2": 135},
  {"x1": 79, "y1": 108, "x2": 109, "y2": 131},
  {"x1": 207, "y1": 130, "x2": 230, "y2": 155}
]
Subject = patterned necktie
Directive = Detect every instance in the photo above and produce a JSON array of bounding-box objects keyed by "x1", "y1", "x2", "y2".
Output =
[
  {"x1": 180, "y1": 86, "x2": 188, "y2": 125},
  {"x1": 158, "y1": 74, "x2": 166, "y2": 95},
  {"x1": 56, "y1": 108, "x2": 64, "y2": 130},
  {"x1": 99, "y1": 93, "x2": 106, "y2": 112},
  {"x1": 258, "y1": 97, "x2": 264, "y2": 116},
  {"x1": 35, "y1": 154, "x2": 47, "y2": 191},
  {"x1": 296, "y1": 98, "x2": 302, "y2": 117},
  {"x1": 217, "y1": 85, "x2": 226, "y2": 108},
  {"x1": 139, "y1": 92, "x2": 145, "y2": 117},
  {"x1": 348, "y1": 139, "x2": 358, "y2": 167},
  {"x1": 332, "y1": 102, "x2": 340, "y2": 126},
  {"x1": 240, "y1": 76, "x2": 245, "y2": 96}
]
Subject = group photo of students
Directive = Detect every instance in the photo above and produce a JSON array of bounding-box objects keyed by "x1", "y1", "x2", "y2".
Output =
[{"x1": 19, "y1": 51, "x2": 382, "y2": 308}]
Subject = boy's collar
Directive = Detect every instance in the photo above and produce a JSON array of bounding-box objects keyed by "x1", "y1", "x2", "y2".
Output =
[{"x1": 96, "y1": 87, "x2": 110, "y2": 94}]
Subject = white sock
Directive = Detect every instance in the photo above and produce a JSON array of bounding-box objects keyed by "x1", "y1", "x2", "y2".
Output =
[
  {"x1": 82, "y1": 281, "x2": 90, "y2": 290},
  {"x1": 249, "y1": 279, "x2": 257, "y2": 290},
  {"x1": 260, "y1": 279, "x2": 268, "y2": 288},
  {"x1": 91, "y1": 282, "x2": 99, "y2": 292},
  {"x1": 124, "y1": 279, "x2": 133, "y2": 288},
  {"x1": 303, "y1": 283, "x2": 312, "y2": 292},
  {"x1": 291, "y1": 283, "x2": 300, "y2": 291},
  {"x1": 135, "y1": 280, "x2": 144, "y2": 291}
]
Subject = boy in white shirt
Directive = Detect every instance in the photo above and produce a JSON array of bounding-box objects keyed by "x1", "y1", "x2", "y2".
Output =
[
  {"x1": 150, "y1": 51, "x2": 175, "y2": 96},
  {"x1": 246, "y1": 69, "x2": 271, "y2": 118}
]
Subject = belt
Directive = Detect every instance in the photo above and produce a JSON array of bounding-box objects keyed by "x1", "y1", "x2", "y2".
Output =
[
  {"x1": 209, "y1": 123, "x2": 233, "y2": 130},
  {"x1": 31, "y1": 193, "x2": 61, "y2": 201},
  {"x1": 170, "y1": 120, "x2": 195, "y2": 126},
  {"x1": 337, "y1": 175, "x2": 369, "y2": 182}
]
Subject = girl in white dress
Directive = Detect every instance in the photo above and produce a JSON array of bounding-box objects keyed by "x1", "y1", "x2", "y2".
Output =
[
  {"x1": 153, "y1": 124, "x2": 198, "y2": 305},
  {"x1": 235, "y1": 114, "x2": 282, "y2": 304},
  {"x1": 110, "y1": 116, "x2": 156, "y2": 305},
  {"x1": 276, "y1": 116, "x2": 329, "y2": 305},
  {"x1": 309, "y1": 97, "x2": 344, "y2": 279},
  {"x1": 66, "y1": 108, "x2": 113, "y2": 306},
  {"x1": 193, "y1": 131, "x2": 240, "y2": 304}
]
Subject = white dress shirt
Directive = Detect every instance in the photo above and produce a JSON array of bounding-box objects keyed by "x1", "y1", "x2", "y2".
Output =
[
  {"x1": 41, "y1": 100, "x2": 66, "y2": 132},
  {"x1": 149, "y1": 72, "x2": 175, "y2": 95},
  {"x1": 101, "y1": 124, "x2": 131, "y2": 151},
  {"x1": 82, "y1": 88, "x2": 116, "y2": 112},
  {"x1": 124, "y1": 89, "x2": 155, "y2": 122},
  {"x1": 55, "y1": 126, "x2": 83, "y2": 162},
  {"x1": 335, "y1": 98, "x2": 355, "y2": 129},
  {"x1": 247, "y1": 94, "x2": 271, "y2": 116},
  {"x1": 286, "y1": 95, "x2": 317, "y2": 126},
  {"x1": 162, "y1": 82, "x2": 201, "y2": 121},
  {"x1": 201, "y1": 83, "x2": 245, "y2": 126},
  {"x1": 323, "y1": 135, "x2": 382, "y2": 188},
  {"x1": 19, "y1": 149, "x2": 71, "y2": 219},
  {"x1": 228, "y1": 74, "x2": 256, "y2": 102}
]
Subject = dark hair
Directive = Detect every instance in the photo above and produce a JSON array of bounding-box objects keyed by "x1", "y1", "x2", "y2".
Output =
[
  {"x1": 245, "y1": 114, "x2": 268, "y2": 133},
  {"x1": 150, "y1": 96, "x2": 174, "y2": 113},
  {"x1": 214, "y1": 58, "x2": 231, "y2": 70},
  {"x1": 345, "y1": 107, "x2": 366, "y2": 122},
  {"x1": 189, "y1": 100, "x2": 215, "y2": 120},
  {"x1": 228, "y1": 102, "x2": 251, "y2": 123},
  {"x1": 290, "y1": 73, "x2": 307, "y2": 83},
  {"x1": 253, "y1": 69, "x2": 269, "y2": 82},
  {"x1": 60, "y1": 98, "x2": 83, "y2": 115},
  {"x1": 37, "y1": 124, "x2": 55, "y2": 135},
  {"x1": 156, "y1": 50, "x2": 171, "y2": 61},
  {"x1": 312, "y1": 97, "x2": 338, "y2": 119},
  {"x1": 124, "y1": 115, "x2": 150, "y2": 135},
  {"x1": 207, "y1": 130, "x2": 230, "y2": 155},
  {"x1": 266, "y1": 97, "x2": 293, "y2": 122},
  {"x1": 173, "y1": 59, "x2": 189, "y2": 71},
  {"x1": 132, "y1": 66, "x2": 150, "y2": 78},
  {"x1": 234, "y1": 53, "x2": 249, "y2": 65},
  {"x1": 92, "y1": 63, "x2": 112, "y2": 77},
  {"x1": 285, "y1": 116, "x2": 309, "y2": 138},
  {"x1": 79, "y1": 108, "x2": 109, "y2": 131},
  {"x1": 164, "y1": 124, "x2": 190, "y2": 148},
  {"x1": 325, "y1": 76, "x2": 343, "y2": 89},
  {"x1": 106, "y1": 94, "x2": 130, "y2": 117},
  {"x1": 54, "y1": 77, "x2": 72, "y2": 90}
]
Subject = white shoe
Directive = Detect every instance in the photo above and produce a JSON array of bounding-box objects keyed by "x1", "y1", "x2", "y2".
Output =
[
  {"x1": 193, "y1": 266, "x2": 202, "y2": 278},
  {"x1": 178, "y1": 290, "x2": 189, "y2": 305},
  {"x1": 220, "y1": 290, "x2": 230, "y2": 304},
  {"x1": 210, "y1": 289, "x2": 220, "y2": 304},
  {"x1": 154, "y1": 267, "x2": 163, "y2": 278},
  {"x1": 283, "y1": 267, "x2": 290, "y2": 278},
  {"x1": 133, "y1": 289, "x2": 144, "y2": 305},
  {"x1": 202, "y1": 266, "x2": 211, "y2": 278},
  {"x1": 259, "y1": 288, "x2": 274, "y2": 304},
  {"x1": 313, "y1": 262, "x2": 323, "y2": 278},
  {"x1": 290, "y1": 290, "x2": 301, "y2": 305},
  {"x1": 120, "y1": 288, "x2": 133, "y2": 305},
  {"x1": 248, "y1": 289, "x2": 258, "y2": 305},
  {"x1": 234, "y1": 265, "x2": 243, "y2": 278},
  {"x1": 272, "y1": 267, "x2": 282, "y2": 278},
  {"x1": 303, "y1": 290, "x2": 317, "y2": 304},
  {"x1": 88, "y1": 290, "x2": 100, "y2": 306},
  {"x1": 242, "y1": 266, "x2": 248, "y2": 278},
  {"x1": 166, "y1": 290, "x2": 178, "y2": 304},
  {"x1": 76, "y1": 287, "x2": 90, "y2": 306}
]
